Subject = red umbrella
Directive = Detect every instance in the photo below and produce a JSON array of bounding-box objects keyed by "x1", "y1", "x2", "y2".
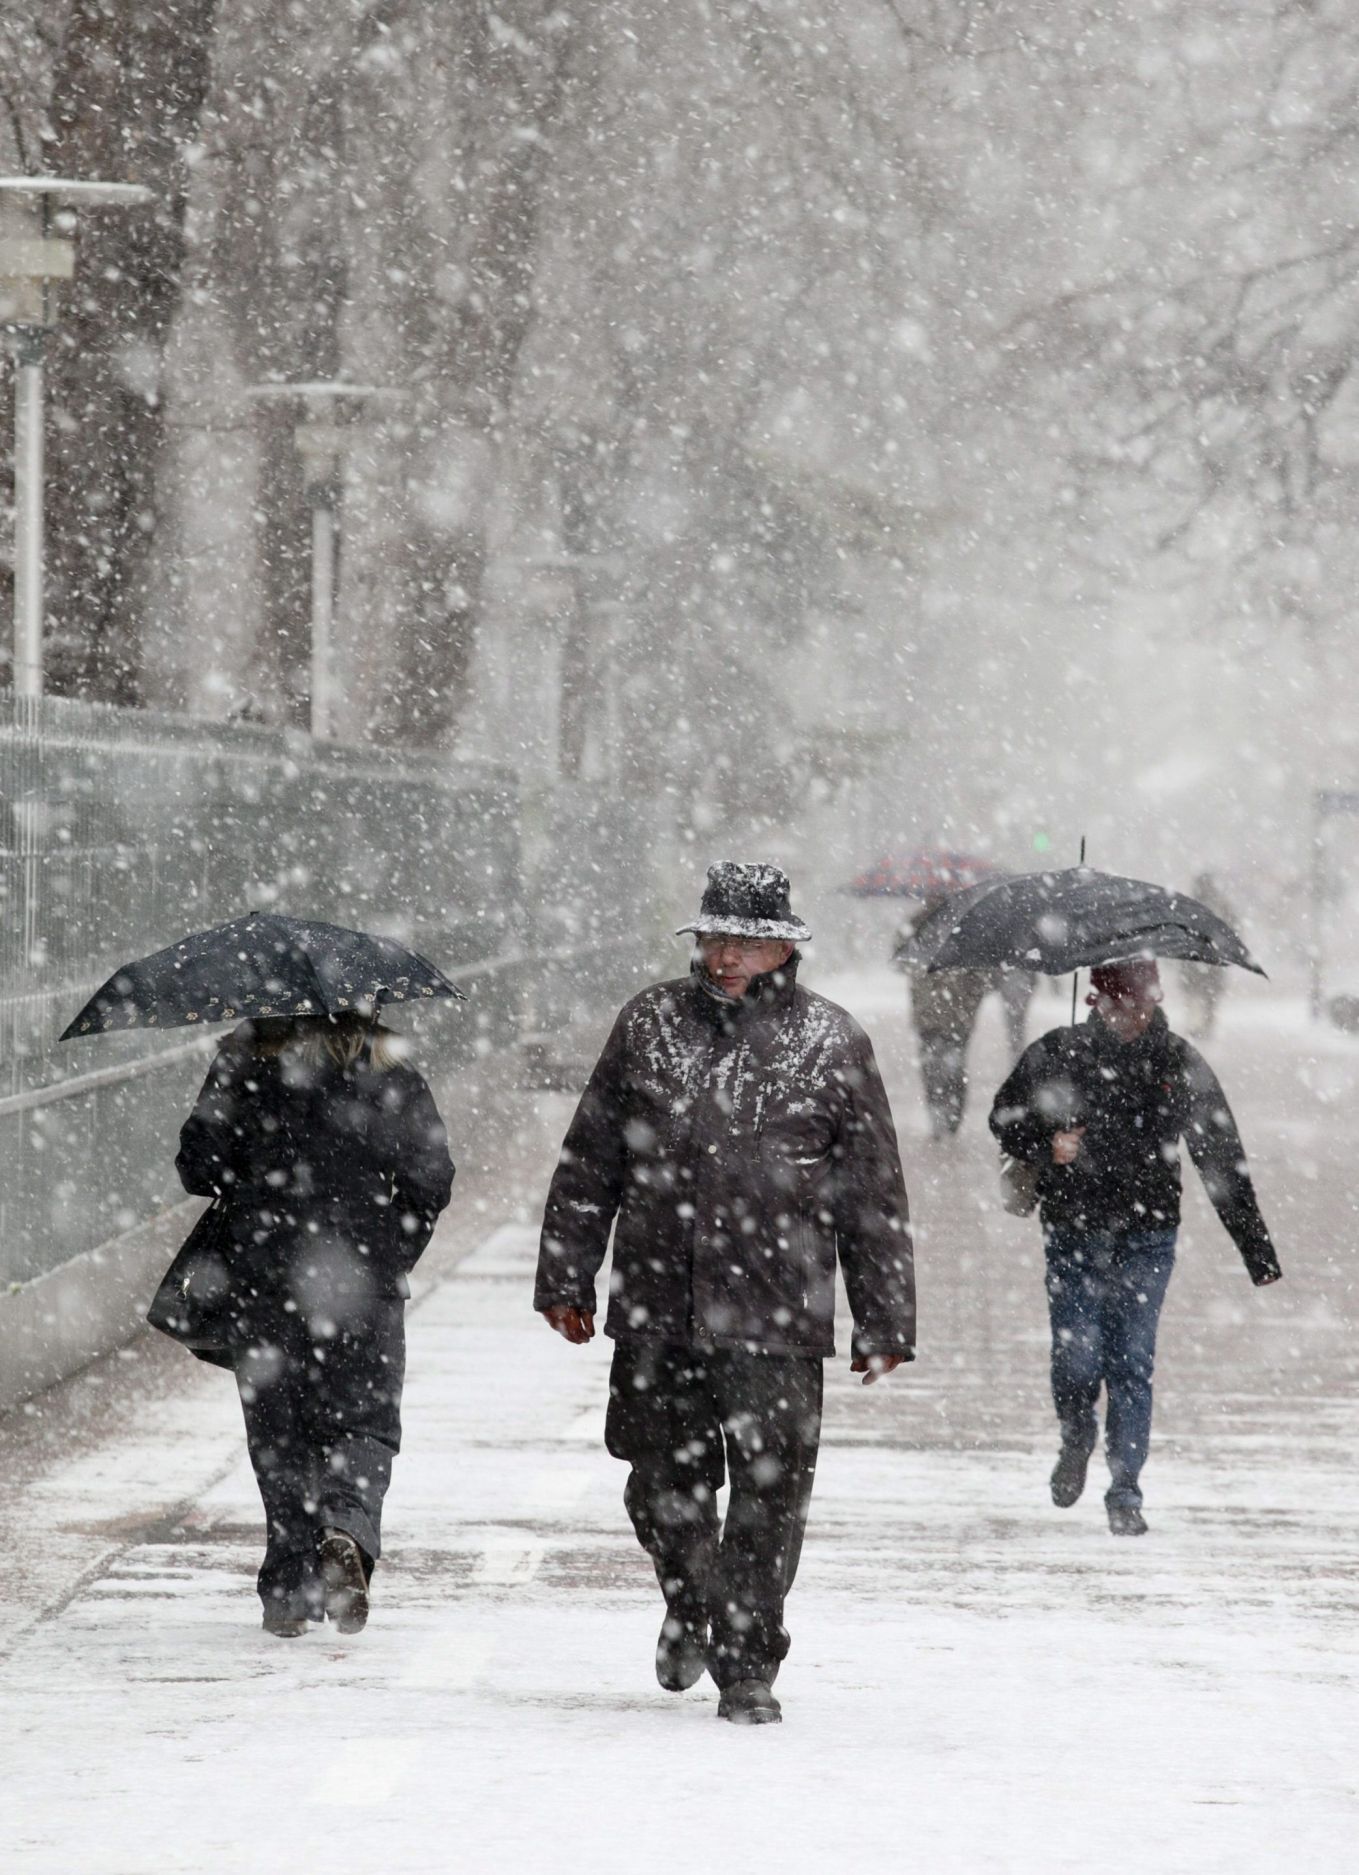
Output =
[{"x1": 846, "y1": 847, "x2": 998, "y2": 900}]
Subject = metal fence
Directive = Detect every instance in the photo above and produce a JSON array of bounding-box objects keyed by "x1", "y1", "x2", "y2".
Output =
[{"x1": 0, "y1": 694, "x2": 545, "y2": 1290}]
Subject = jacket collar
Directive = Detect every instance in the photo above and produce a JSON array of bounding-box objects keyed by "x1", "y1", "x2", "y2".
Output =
[
  {"x1": 1084, "y1": 1003, "x2": 1172, "y2": 1061},
  {"x1": 690, "y1": 952, "x2": 801, "y2": 1028}
]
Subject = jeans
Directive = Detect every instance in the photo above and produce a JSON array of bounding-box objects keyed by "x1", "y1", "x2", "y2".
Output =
[
  {"x1": 605, "y1": 1342, "x2": 823, "y2": 1688},
  {"x1": 1043, "y1": 1228, "x2": 1176, "y2": 1510}
]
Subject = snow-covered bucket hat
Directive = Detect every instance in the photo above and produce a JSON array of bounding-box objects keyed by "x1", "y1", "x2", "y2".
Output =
[{"x1": 676, "y1": 861, "x2": 812, "y2": 943}]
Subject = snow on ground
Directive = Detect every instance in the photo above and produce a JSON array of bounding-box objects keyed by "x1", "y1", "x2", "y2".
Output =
[{"x1": 2, "y1": 970, "x2": 1356, "y2": 1873}]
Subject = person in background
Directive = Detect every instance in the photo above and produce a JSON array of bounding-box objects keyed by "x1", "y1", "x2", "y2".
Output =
[
  {"x1": 988, "y1": 958, "x2": 1281, "y2": 1536},
  {"x1": 536, "y1": 862, "x2": 915, "y2": 1726},
  {"x1": 896, "y1": 897, "x2": 990, "y2": 1138},
  {"x1": 176, "y1": 1013, "x2": 453, "y2": 1635},
  {"x1": 998, "y1": 967, "x2": 1036, "y2": 1059},
  {"x1": 1181, "y1": 872, "x2": 1237, "y2": 1039}
]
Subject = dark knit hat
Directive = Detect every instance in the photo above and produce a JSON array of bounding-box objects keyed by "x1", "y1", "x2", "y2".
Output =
[{"x1": 676, "y1": 861, "x2": 811, "y2": 943}]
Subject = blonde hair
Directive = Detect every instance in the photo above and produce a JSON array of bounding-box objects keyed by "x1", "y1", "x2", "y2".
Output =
[{"x1": 233, "y1": 1012, "x2": 401, "y2": 1072}]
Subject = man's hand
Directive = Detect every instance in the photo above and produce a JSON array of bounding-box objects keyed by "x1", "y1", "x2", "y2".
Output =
[
  {"x1": 1253, "y1": 1269, "x2": 1282, "y2": 1287},
  {"x1": 543, "y1": 1304, "x2": 595, "y2": 1344},
  {"x1": 1052, "y1": 1126, "x2": 1086, "y2": 1165},
  {"x1": 850, "y1": 1353, "x2": 907, "y2": 1386}
]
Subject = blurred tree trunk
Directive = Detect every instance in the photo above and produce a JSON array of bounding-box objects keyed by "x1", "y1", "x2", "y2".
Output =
[
  {"x1": 42, "y1": 0, "x2": 217, "y2": 704},
  {"x1": 205, "y1": 14, "x2": 350, "y2": 726},
  {"x1": 346, "y1": 0, "x2": 580, "y2": 747}
]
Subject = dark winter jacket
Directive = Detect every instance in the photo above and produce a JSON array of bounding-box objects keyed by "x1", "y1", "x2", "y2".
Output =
[
  {"x1": 988, "y1": 1009, "x2": 1279, "y2": 1284},
  {"x1": 535, "y1": 961, "x2": 915, "y2": 1358},
  {"x1": 176, "y1": 1034, "x2": 454, "y2": 1303}
]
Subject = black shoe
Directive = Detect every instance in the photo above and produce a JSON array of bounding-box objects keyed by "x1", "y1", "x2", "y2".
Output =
[
  {"x1": 319, "y1": 1529, "x2": 370, "y2": 1633},
  {"x1": 717, "y1": 1680, "x2": 782, "y2": 1726},
  {"x1": 1050, "y1": 1444, "x2": 1091, "y2": 1509},
  {"x1": 1107, "y1": 1501, "x2": 1148, "y2": 1537},
  {"x1": 261, "y1": 1606, "x2": 309, "y2": 1638},
  {"x1": 656, "y1": 1611, "x2": 709, "y2": 1692}
]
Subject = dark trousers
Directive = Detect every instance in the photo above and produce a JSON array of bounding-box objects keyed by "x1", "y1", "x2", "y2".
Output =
[
  {"x1": 605, "y1": 1341, "x2": 823, "y2": 1689},
  {"x1": 234, "y1": 1301, "x2": 406, "y2": 1618},
  {"x1": 1044, "y1": 1229, "x2": 1176, "y2": 1510},
  {"x1": 918, "y1": 1030, "x2": 969, "y2": 1135}
]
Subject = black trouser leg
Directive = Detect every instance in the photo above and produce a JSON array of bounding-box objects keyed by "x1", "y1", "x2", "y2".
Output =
[
  {"x1": 919, "y1": 1032, "x2": 968, "y2": 1134},
  {"x1": 606, "y1": 1343, "x2": 823, "y2": 1688},
  {"x1": 306, "y1": 1302, "x2": 406, "y2": 1569},
  {"x1": 608, "y1": 1344, "x2": 722, "y2": 1631},
  {"x1": 236, "y1": 1301, "x2": 405, "y2": 1612},
  {"x1": 707, "y1": 1352, "x2": 823, "y2": 1689},
  {"x1": 237, "y1": 1339, "x2": 323, "y2": 1620}
]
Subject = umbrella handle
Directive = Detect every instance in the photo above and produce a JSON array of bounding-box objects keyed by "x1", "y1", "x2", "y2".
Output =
[{"x1": 1070, "y1": 834, "x2": 1087, "y2": 1026}]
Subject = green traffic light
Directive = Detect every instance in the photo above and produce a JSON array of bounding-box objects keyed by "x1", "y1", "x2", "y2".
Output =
[{"x1": 1032, "y1": 831, "x2": 1052, "y2": 854}]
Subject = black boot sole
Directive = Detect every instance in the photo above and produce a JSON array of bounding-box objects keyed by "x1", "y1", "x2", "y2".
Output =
[
  {"x1": 717, "y1": 1682, "x2": 783, "y2": 1724},
  {"x1": 319, "y1": 1532, "x2": 370, "y2": 1633},
  {"x1": 717, "y1": 1699, "x2": 783, "y2": 1725}
]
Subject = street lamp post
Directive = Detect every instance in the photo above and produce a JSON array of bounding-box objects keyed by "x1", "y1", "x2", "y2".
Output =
[
  {"x1": 247, "y1": 382, "x2": 398, "y2": 742},
  {"x1": 0, "y1": 177, "x2": 152, "y2": 698}
]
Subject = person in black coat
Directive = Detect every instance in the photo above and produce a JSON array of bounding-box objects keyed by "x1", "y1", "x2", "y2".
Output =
[
  {"x1": 989, "y1": 959, "x2": 1280, "y2": 1536},
  {"x1": 537, "y1": 862, "x2": 914, "y2": 1726},
  {"x1": 176, "y1": 1013, "x2": 453, "y2": 1635}
]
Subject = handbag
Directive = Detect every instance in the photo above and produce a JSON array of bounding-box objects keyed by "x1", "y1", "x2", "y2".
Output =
[
  {"x1": 146, "y1": 1201, "x2": 237, "y2": 1369},
  {"x1": 998, "y1": 1153, "x2": 1040, "y2": 1218}
]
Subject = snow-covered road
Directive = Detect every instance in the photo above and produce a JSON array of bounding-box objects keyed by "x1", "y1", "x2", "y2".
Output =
[{"x1": 3, "y1": 973, "x2": 1356, "y2": 1873}]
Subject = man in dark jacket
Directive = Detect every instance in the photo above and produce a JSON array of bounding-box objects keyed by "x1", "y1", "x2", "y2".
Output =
[
  {"x1": 989, "y1": 958, "x2": 1281, "y2": 1536},
  {"x1": 536, "y1": 862, "x2": 915, "y2": 1725}
]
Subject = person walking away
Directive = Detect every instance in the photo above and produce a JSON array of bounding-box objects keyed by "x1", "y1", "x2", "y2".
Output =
[
  {"x1": 536, "y1": 862, "x2": 915, "y2": 1724},
  {"x1": 998, "y1": 967, "x2": 1035, "y2": 1059},
  {"x1": 1181, "y1": 872, "x2": 1237, "y2": 1039},
  {"x1": 176, "y1": 1013, "x2": 453, "y2": 1634},
  {"x1": 896, "y1": 898, "x2": 989, "y2": 1137},
  {"x1": 989, "y1": 959, "x2": 1280, "y2": 1536}
]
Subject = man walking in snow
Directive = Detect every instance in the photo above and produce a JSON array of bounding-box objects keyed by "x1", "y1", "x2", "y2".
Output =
[
  {"x1": 535, "y1": 862, "x2": 915, "y2": 1725},
  {"x1": 989, "y1": 958, "x2": 1281, "y2": 1536}
]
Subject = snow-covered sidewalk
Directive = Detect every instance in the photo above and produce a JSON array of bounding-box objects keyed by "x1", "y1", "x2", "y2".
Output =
[{"x1": 3, "y1": 976, "x2": 1357, "y2": 1872}]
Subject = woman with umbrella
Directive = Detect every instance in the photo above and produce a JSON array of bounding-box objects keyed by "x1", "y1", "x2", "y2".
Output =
[
  {"x1": 66, "y1": 915, "x2": 458, "y2": 1634},
  {"x1": 902, "y1": 870, "x2": 1283, "y2": 1535}
]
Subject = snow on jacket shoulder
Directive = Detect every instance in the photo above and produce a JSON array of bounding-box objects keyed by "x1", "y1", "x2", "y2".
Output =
[{"x1": 535, "y1": 962, "x2": 915, "y2": 1358}]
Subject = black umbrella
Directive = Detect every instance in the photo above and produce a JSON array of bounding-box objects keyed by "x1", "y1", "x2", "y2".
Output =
[
  {"x1": 61, "y1": 912, "x2": 467, "y2": 1041},
  {"x1": 893, "y1": 868, "x2": 1265, "y2": 977}
]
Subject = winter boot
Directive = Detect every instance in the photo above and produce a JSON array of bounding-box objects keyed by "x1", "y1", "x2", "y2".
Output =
[
  {"x1": 319, "y1": 1529, "x2": 370, "y2": 1633},
  {"x1": 717, "y1": 1679, "x2": 782, "y2": 1726},
  {"x1": 1107, "y1": 1501, "x2": 1148, "y2": 1537},
  {"x1": 1050, "y1": 1443, "x2": 1091, "y2": 1509},
  {"x1": 656, "y1": 1608, "x2": 709, "y2": 1692},
  {"x1": 261, "y1": 1606, "x2": 309, "y2": 1638}
]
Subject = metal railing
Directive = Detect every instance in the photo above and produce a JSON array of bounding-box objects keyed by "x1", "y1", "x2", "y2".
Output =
[{"x1": 0, "y1": 694, "x2": 528, "y2": 1289}]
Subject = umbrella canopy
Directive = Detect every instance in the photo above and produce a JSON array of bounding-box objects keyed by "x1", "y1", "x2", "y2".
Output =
[
  {"x1": 893, "y1": 868, "x2": 1265, "y2": 977},
  {"x1": 846, "y1": 847, "x2": 998, "y2": 899},
  {"x1": 61, "y1": 913, "x2": 467, "y2": 1040}
]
